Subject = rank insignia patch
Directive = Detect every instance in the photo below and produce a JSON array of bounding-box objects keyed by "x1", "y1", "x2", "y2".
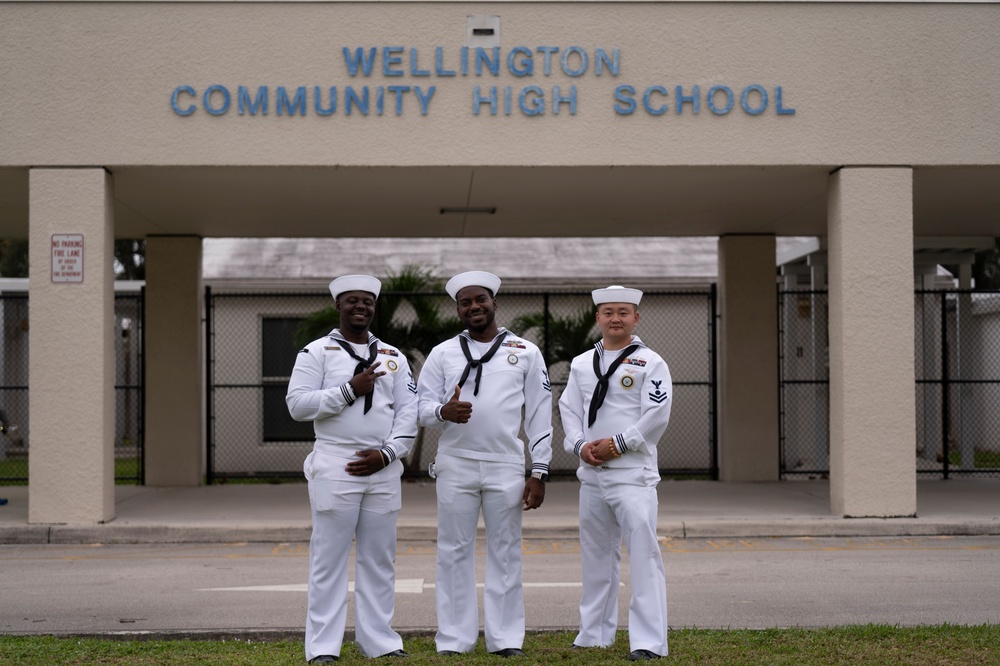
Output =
[
  {"x1": 649, "y1": 379, "x2": 669, "y2": 403},
  {"x1": 299, "y1": 348, "x2": 310, "y2": 354}
]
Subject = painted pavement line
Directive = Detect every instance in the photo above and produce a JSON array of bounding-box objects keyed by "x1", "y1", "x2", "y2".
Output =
[{"x1": 198, "y1": 580, "x2": 620, "y2": 593}]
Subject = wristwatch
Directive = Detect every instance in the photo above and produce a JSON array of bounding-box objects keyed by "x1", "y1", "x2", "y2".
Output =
[{"x1": 530, "y1": 471, "x2": 548, "y2": 483}]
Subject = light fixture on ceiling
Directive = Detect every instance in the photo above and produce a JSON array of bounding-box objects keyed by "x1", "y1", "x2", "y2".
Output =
[{"x1": 440, "y1": 207, "x2": 497, "y2": 215}]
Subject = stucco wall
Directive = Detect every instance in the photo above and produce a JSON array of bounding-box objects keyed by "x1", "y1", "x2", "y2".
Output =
[{"x1": 2, "y1": 2, "x2": 998, "y2": 167}]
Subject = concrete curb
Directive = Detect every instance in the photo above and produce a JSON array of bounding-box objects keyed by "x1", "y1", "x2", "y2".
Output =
[{"x1": 2, "y1": 518, "x2": 997, "y2": 544}]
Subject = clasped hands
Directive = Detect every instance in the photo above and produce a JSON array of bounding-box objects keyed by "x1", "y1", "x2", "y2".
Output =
[{"x1": 581, "y1": 437, "x2": 622, "y2": 466}]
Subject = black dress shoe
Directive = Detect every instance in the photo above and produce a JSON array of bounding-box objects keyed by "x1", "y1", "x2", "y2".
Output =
[
  {"x1": 629, "y1": 649, "x2": 662, "y2": 661},
  {"x1": 490, "y1": 648, "x2": 526, "y2": 658},
  {"x1": 570, "y1": 644, "x2": 586, "y2": 649},
  {"x1": 438, "y1": 650, "x2": 461, "y2": 656},
  {"x1": 379, "y1": 650, "x2": 409, "y2": 658},
  {"x1": 309, "y1": 656, "x2": 338, "y2": 664}
]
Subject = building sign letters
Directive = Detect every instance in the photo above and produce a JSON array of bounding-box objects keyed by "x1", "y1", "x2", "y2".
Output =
[{"x1": 170, "y1": 46, "x2": 795, "y2": 119}]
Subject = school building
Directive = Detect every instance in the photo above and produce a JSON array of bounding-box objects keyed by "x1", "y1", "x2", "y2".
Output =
[{"x1": 1, "y1": 0, "x2": 998, "y2": 523}]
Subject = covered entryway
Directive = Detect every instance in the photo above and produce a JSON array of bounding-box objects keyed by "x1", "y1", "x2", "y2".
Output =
[{"x1": 3, "y1": 1, "x2": 1000, "y2": 523}]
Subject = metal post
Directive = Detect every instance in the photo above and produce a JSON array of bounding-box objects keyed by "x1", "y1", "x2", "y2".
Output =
[
  {"x1": 139, "y1": 287, "x2": 146, "y2": 485},
  {"x1": 941, "y1": 290, "x2": 950, "y2": 479},
  {"x1": 205, "y1": 285, "x2": 214, "y2": 484},
  {"x1": 710, "y1": 283, "x2": 719, "y2": 480},
  {"x1": 542, "y1": 293, "x2": 551, "y2": 365}
]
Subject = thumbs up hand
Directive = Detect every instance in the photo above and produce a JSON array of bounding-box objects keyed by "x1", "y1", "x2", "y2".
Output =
[{"x1": 440, "y1": 384, "x2": 473, "y2": 424}]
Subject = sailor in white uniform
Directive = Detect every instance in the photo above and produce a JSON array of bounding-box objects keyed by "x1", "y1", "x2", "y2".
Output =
[
  {"x1": 558, "y1": 285, "x2": 672, "y2": 662},
  {"x1": 417, "y1": 271, "x2": 553, "y2": 658},
  {"x1": 286, "y1": 275, "x2": 418, "y2": 663}
]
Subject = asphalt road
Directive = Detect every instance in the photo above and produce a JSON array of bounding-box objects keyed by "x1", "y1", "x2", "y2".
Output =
[{"x1": 2, "y1": 536, "x2": 998, "y2": 637}]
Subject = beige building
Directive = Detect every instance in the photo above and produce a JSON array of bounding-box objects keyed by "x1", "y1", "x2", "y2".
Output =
[{"x1": 2, "y1": 0, "x2": 999, "y2": 523}]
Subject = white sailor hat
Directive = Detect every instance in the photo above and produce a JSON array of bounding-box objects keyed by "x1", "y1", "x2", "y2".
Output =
[
  {"x1": 445, "y1": 271, "x2": 502, "y2": 301},
  {"x1": 329, "y1": 274, "x2": 382, "y2": 301},
  {"x1": 592, "y1": 285, "x2": 643, "y2": 306}
]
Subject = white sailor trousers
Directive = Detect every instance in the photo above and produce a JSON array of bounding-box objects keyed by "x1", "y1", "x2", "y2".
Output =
[
  {"x1": 304, "y1": 449, "x2": 404, "y2": 660},
  {"x1": 575, "y1": 465, "x2": 668, "y2": 656},
  {"x1": 433, "y1": 453, "x2": 526, "y2": 653}
]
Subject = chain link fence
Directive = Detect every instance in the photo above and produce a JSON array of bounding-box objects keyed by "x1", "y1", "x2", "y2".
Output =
[
  {"x1": 0, "y1": 291, "x2": 143, "y2": 484},
  {"x1": 778, "y1": 290, "x2": 830, "y2": 478},
  {"x1": 915, "y1": 290, "x2": 1000, "y2": 476},
  {"x1": 114, "y1": 292, "x2": 144, "y2": 484},
  {"x1": 207, "y1": 288, "x2": 718, "y2": 482},
  {"x1": 0, "y1": 293, "x2": 29, "y2": 483},
  {"x1": 780, "y1": 289, "x2": 1000, "y2": 478}
]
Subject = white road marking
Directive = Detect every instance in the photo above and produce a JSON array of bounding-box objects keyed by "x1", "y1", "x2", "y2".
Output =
[{"x1": 198, "y1": 579, "x2": 609, "y2": 593}]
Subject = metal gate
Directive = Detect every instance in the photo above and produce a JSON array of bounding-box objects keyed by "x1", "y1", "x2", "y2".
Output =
[
  {"x1": 779, "y1": 288, "x2": 1000, "y2": 478},
  {"x1": 206, "y1": 287, "x2": 718, "y2": 482},
  {"x1": 0, "y1": 290, "x2": 144, "y2": 484}
]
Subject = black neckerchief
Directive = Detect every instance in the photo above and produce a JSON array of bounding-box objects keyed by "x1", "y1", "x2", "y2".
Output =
[
  {"x1": 338, "y1": 334, "x2": 379, "y2": 414},
  {"x1": 588, "y1": 342, "x2": 640, "y2": 427},
  {"x1": 458, "y1": 331, "x2": 508, "y2": 396}
]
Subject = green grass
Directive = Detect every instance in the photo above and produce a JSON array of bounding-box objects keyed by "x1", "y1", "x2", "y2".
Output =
[
  {"x1": 0, "y1": 456, "x2": 142, "y2": 486},
  {"x1": 947, "y1": 449, "x2": 1000, "y2": 468},
  {"x1": 1, "y1": 626, "x2": 998, "y2": 665}
]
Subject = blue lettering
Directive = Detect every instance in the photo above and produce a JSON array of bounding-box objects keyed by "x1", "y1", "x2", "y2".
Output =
[
  {"x1": 520, "y1": 85, "x2": 544, "y2": 116},
  {"x1": 675, "y1": 85, "x2": 700, "y2": 114},
  {"x1": 509, "y1": 47, "x2": 534, "y2": 77},
  {"x1": 345, "y1": 86, "x2": 369, "y2": 115},
  {"x1": 776, "y1": 86, "x2": 796, "y2": 115},
  {"x1": 343, "y1": 47, "x2": 377, "y2": 77},
  {"x1": 505, "y1": 86, "x2": 512, "y2": 115},
  {"x1": 387, "y1": 86, "x2": 409, "y2": 115},
  {"x1": 643, "y1": 86, "x2": 668, "y2": 116},
  {"x1": 171, "y1": 85, "x2": 196, "y2": 116},
  {"x1": 473, "y1": 85, "x2": 496, "y2": 115},
  {"x1": 707, "y1": 85, "x2": 733, "y2": 115},
  {"x1": 276, "y1": 86, "x2": 306, "y2": 116},
  {"x1": 414, "y1": 85, "x2": 435, "y2": 115},
  {"x1": 741, "y1": 85, "x2": 767, "y2": 115},
  {"x1": 461, "y1": 46, "x2": 469, "y2": 76},
  {"x1": 435, "y1": 47, "x2": 456, "y2": 77},
  {"x1": 476, "y1": 47, "x2": 500, "y2": 76},
  {"x1": 561, "y1": 46, "x2": 588, "y2": 77},
  {"x1": 383, "y1": 47, "x2": 404, "y2": 77},
  {"x1": 410, "y1": 48, "x2": 430, "y2": 76},
  {"x1": 376, "y1": 86, "x2": 385, "y2": 115},
  {"x1": 238, "y1": 86, "x2": 268, "y2": 116},
  {"x1": 203, "y1": 85, "x2": 231, "y2": 116},
  {"x1": 314, "y1": 86, "x2": 336, "y2": 116},
  {"x1": 536, "y1": 47, "x2": 559, "y2": 76},
  {"x1": 595, "y1": 48, "x2": 620, "y2": 77},
  {"x1": 552, "y1": 85, "x2": 577, "y2": 115},
  {"x1": 614, "y1": 85, "x2": 636, "y2": 115}
]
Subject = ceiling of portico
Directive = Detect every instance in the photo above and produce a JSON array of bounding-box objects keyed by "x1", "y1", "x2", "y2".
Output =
[{"x1": 0, "y1": 165, "x2": 997, "y2": 239}]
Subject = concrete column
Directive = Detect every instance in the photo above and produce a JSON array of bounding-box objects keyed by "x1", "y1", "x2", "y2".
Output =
[
  {"x1": 828, "y1": 167, "x2": 916, "y2": 517},
  {"x1": 144, "y1": 236, "x2": 203, "y2": 485},
  {"x1": 28, "y1": 169, "x2": 115, "y2": 523},
  {"x1": 717, "y1": 234, "x2": 780, "y2": 481}
]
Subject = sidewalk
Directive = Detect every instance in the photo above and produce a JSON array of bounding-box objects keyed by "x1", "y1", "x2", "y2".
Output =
[{"x1": 0, "y1": 478, "x2": 997, "y2": 545}]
